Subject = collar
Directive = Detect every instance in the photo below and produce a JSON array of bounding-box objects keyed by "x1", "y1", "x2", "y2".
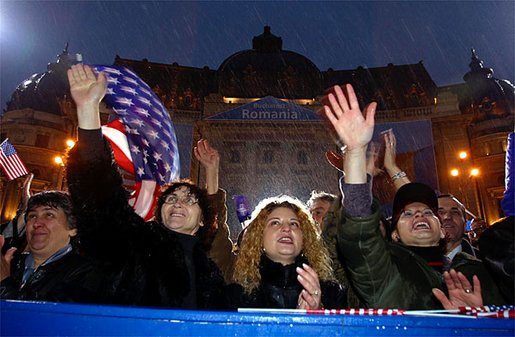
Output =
[
  {"x1": 22, "y1": 244, "x2": 73, "y2": 284},
  {"x1": 259, "y1": 254, "x2": 308, "y2": 288}
]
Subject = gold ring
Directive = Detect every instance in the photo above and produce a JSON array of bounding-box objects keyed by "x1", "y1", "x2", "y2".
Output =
[
  {"x1": 312, "y1": 290, "x2": 320, "y2": 296},
  {"x1": 464, "y1": 288, "x2": 472, "y2": 293}
]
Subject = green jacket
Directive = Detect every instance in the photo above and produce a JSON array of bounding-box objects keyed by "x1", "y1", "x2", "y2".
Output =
[{"x1": 337, "y1": 199, "x2": 506, "y2": 310}]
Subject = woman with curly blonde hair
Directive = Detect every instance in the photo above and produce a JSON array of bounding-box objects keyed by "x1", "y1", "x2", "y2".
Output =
[{"x1": 226, "y1": 195, "x2": 347, "y2": 309}]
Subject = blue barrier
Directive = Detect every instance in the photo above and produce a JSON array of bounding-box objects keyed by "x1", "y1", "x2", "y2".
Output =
[{"x1": 1, "y1": 300, "x2": 514, "y2": 336}]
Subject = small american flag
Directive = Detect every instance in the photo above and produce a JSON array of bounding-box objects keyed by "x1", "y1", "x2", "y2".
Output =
[
  {"x1": 0, "y1": 139, "x2": 29, "y2": 181},
  {"x1": 92, "y1": 65, "x2": 180, "y2": 221}
]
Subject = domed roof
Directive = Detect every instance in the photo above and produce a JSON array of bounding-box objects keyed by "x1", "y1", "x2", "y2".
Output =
[
  {"x1": 459, "y1": 49, "x2": 514, "y2": 120},
  {"x1": 218, "y1": 26, "x2": 322, "y2": 99},
  {"x1": 4, "y1": 45, "x2": 76, "y2": 115}
]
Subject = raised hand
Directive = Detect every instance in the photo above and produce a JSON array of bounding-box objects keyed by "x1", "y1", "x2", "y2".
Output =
[
  {"x1": 194, "y1": 139, "x2": 220, "y2": 194},
  {"x1": 322, "y1": 84, "x2": 376, "y2": 183},
  {"x1": 20, "y1": 172, "x2": 34, "y2": 209},
  {"x1": 296, "y1": 264, "x2": 323, "y2": 309},
  {"x1": 432, "y1": 269, "x2": 483, "y2": 309},
  {"x1": 383, "y1": 129, "x2": 397, "y2": 172},
  {"x1": 68, "y1": 64, "x2": 107, "y2": 108},
  {"x1": 194, "y1": 139, "x2": 220, "y2": 172},
  {"x1": 323, "y1": 84, "x2": 376, "y2": 153},
  {"x1": 67, "y1": 64, "x2": 107, "y2": 129},
  {"x1": 366, "y1": 141, "x2": 382, "y2": 177},
  {"x1": 0, "y1": 235, "x2": 17, "y2": 281}
]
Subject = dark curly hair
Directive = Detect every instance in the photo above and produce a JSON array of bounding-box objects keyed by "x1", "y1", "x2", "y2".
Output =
[{"x1": 154, "y1": 179, "x2": 215, "y2": 249}]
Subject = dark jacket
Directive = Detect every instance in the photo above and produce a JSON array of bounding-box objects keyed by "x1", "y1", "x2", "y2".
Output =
[
  {"x1": 66, "y1": 128, "x2": 225, "y2": 309},
  {"x1": 322, "y1": 201, "x2": 364, "y2": 308},
  {"x1": 478, "y1": 216, "x2": 514, "y2": 304},
  {"x1": 225, "y1": 255, "x2": 347, "y2": 309},
  {"x1": 206, "y1": 189, "x2": 236, "y2": 283},
  {"x1": 337, "y1": 199, "x2": 507, "y2": 309},
  {"x1": 0, "y1": 251, "x2": 101, "y2": 303}
]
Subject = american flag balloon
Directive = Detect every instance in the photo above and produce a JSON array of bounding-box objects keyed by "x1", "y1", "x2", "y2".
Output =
[{"x1": 93, "y1": 65, "x2": 180, "y2": 221}]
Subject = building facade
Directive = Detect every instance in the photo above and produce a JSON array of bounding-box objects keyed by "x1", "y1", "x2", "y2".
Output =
[{"x1": 1, "y1": 27, "x2": 513, "y2": 231}]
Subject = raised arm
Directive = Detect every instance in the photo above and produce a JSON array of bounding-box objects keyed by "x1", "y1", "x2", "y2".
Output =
[
  {"x1": 194, "y1": 139, "x2": 219, "y2": 195},
  {"x1": 322, "y1": 84, "x2": 376, "y2": 184},
  {"x1": 66, "y1": 65, "x2": 144, "y2": 261},
  {"x1": 194, "y1": 140, "x2": 235, "y2": 281},
  {"x1": 67, "y1": 64, "x2": 106, "y2": 130},
  {"x1": 382, "y1": 129, "x2": 410, "y2": 190}
]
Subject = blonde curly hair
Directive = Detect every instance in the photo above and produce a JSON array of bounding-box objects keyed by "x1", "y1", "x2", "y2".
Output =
[{"x1": 233, "y1": 195, "x2": 334, "y2": 294}]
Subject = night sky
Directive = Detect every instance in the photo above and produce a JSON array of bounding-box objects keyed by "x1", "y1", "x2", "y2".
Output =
[{"x1": 1, "y1": 1, "x2": 514, "y2": 110}]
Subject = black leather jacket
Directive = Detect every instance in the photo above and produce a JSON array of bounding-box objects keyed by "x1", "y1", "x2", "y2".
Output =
[
  {"x1": 226, "y1": 255, "x2": 347, "y2": 309},
  {"x1": 0, "y1": 251, "x2": 101, "y2": 303}
]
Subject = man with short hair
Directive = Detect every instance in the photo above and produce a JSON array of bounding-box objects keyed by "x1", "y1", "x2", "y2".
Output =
[
  {"x1": 0, "y1": 191, "x2": 101, "y2": 302},
  {"x1": 307, "y1": 191, "x2": 336, "y2": 228},
  {"x1": 437, "y1": 194, "x2": 478, "y2": 261}
]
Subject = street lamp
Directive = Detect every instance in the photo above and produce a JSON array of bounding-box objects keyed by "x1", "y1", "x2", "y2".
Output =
[
  {"x1": 54, "y1": 156, "x2": 64, "y2": 166},
  {"x1": 66, "y1": 139, "x2": 76, "y2": 149},
  {"x1": 449, "y1": 151, "x2": 483, "y2": 219}
]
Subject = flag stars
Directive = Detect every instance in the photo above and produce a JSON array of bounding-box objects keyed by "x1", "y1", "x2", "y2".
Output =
[
  {"x1": 134, "y1": 107, "x2": 150, "y2": 117},
  {"x1": 137, "y1": 97, "x2": 152, "y2": 106},
  {"x1": 113, "y1": 108, "x2": 127, "y2": 115},
  {"x1": 115, "y1": 97, "x2": 134, "y2": 106},
  {"x1": 151, "y1": 118, "x2": 162, "y2": 128},
  {"x1": 120, "y1": 86, "x2": 137, "y2": 96},
  {"x1": 123, "y1": 76, "x2": 138, "y2": 85},
  {"x1": 148, "y1": 130, "x2": 159, "y2": 140},
  {"x1": 103, "y1": 67, "x2": 122, "y2": 75},
  {"x1": 132, "y1": 119, "x2": 144, "y2": 128},
  {"x1": 130, "y1": 145, "x2": 141, "y2": 154},
  {"x1": 107, "y1": 76, "x2": 120, "y2": 85},
  {"x1": 153, "y1": 152, "x2": 162, "y2": 162},
  {"x1": 137, "y1": 167, "x2": 145, "y2": 177},
  {"x1": 161, "y1": 140, "x2": 170, "y2": 151}
]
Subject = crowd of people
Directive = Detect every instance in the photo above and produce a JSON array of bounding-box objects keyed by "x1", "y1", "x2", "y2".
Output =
[{"x1": 0, "y1": 64, "x2": 513, "y2": 312}]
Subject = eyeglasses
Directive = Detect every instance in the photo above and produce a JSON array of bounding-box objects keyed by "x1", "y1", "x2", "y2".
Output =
[
  {"x1": 400, "y1": 209, "x2": 435, "y2": 219},
  {"x1": 163, "y1": 194, "x2": 198, "y2": 206}
]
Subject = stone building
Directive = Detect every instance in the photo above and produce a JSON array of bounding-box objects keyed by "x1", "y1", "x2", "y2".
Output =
[{"x1": 1, "y1": 27, "x2": 513, "y2": 231}]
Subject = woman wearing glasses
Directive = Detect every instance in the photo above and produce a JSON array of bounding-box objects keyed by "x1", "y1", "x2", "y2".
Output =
[{"x1": 65, "y1": 64, "x2": 225, "y2": 309}]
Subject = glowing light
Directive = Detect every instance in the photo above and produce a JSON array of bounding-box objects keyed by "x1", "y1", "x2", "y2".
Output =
[
  {"x1": 450, "y1": 169, "x2": 459, "y2": 177},
  {"x1": 54, "y1": 156, "x2": 64, "y2": 166},
  {"x1": 66, "y1": 139, "x2": 76, "y2": 149},
  {"x1": 459, "y1": 151, "x2": 467, "y2": 159},
  {"x1": 470, "y1": 168, "x2": 479, "y2": 177}
]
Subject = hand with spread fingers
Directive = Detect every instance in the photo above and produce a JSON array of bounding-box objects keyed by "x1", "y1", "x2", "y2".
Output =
[
  {"x1": 296, "y1": 263, "x2": 323, "y2": 309},
  {"x1": 322, "y1": 84, "x2": 376, "y2": 184},
  {"x1": 322, "y1": 84, "x2": 376, "y2": 154},
  {"x1": 67, "y1": 64, "x2": 107, "y2": 130},
  {"x1": 432, "y1": 269, "x2": 483, "y2": 309}
]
